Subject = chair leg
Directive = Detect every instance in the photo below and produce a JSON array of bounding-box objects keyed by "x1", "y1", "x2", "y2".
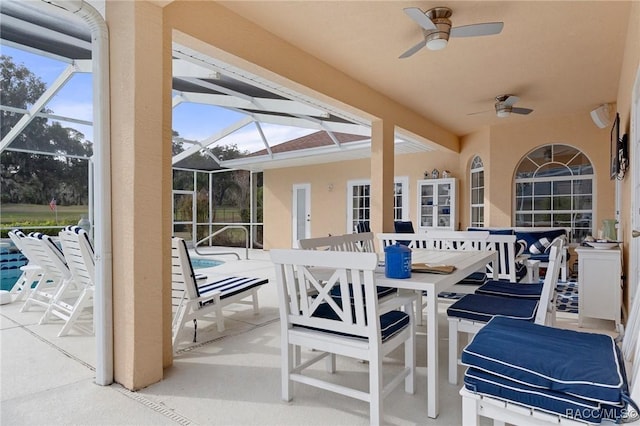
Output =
[
  {"x1": 251, "y1": 288, "x2": 259, "y2": 314},
  {"x1": 325, "y1": 353, "x2": 336, "y2": 373},
  {"x1": 215, "y1": 302, "x2": 225, "y2": 332},
  {"x1": 415, "y1": 290, "x2": 423, "y2": 326},
  {"x1": 461, "y1": 393, "x2": 480, "y2": 426},
  {"x1": 369, "y1": 352, "x2": 383, "y2": 426},
  {"x1": 448, "y1": 318, "x2": 459, "y2": 385},
  {"x1": 405, "y1": 307, "x2": 416, "y2": 394},
  {"x1": 282, "y1": 340, "x2": 293, "y2": 402}
]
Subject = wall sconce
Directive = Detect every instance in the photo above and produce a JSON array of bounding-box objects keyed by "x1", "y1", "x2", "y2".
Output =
[{"x1": 327, "y1": 183, "x2": 334, "y2": 192}]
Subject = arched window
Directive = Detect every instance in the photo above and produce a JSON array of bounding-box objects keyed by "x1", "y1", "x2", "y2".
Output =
[
  {"x1": 514, "y1": 144, "x2": 594, "y2": 242},
  {"x1": 470, "y1": 156, "x2": 484, "y2": 227}
]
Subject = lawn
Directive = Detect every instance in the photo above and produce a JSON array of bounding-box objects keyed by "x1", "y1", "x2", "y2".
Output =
[{"x1": 0, "y1": 203, "x2": 89, "y2": 233}]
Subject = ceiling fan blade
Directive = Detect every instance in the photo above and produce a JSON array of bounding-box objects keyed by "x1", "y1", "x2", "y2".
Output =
[
  {"x1": 450, "y1": 22, "x2": 504, "y2": 38},
  {"x1": 403, "y1": 7, "x2": 437, "y2": 31},
  {"x1": 503, "y1": 95, "x2": 520, "y2": 107},
  {"x1": 399, "y1": 40, "x2": 427, "y2": 59},
  {"x1": 467, "y1": 110, "x2": 492, "y2": 116},
  {"x1": 512, "y1": 107, "x2": 533, "y2": 115}
]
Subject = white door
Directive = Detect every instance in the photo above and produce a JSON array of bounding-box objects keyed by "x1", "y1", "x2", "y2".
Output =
[{"x1": 292, "y1": 183, "x2": 311, "y2": 248}]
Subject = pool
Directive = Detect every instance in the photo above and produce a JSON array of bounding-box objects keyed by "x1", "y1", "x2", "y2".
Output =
[
  {"x1": 0, "y1": 243, "x2": 27, "y2": 291},
  {"x1": 0, "y1": 242, "x2": 223, "y2": 292},
  {"x1": 190, "y1": 258, "x2": 223, "y2": 269}
]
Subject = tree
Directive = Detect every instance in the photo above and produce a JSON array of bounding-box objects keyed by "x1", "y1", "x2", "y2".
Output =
[{"x1": 0, "y1": 55, "x2": 92, "y2": 205}]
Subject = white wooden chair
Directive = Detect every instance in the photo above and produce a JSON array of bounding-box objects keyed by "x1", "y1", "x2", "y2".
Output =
[
  {"x1": 171, "y1": 237, "x2": 267, "y2": 352},
  {"x1": 40, "y1": 226, "x2": 95, "y2": 336},
  {"x1": 460, "y1": 271, "x2": 640, "y2": 426},
  {"x1": 343, "y1": 232, "x2": 375, "y2": 253},
  {"x1": 270, "y1": 249, "x2": 416, "y2": 426},
  {"x1": 447, "y1": 239, "x2": 564, "y2": 385},
  {"x1": 7, "y1": 229, "x2": 45, "y2": 302},
  {"x1": 298, "y1": 234, "x2": 347, "y2": 251}
]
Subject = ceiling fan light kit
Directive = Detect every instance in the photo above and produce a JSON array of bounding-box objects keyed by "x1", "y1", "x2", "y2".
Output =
[{"x1": 400, "y1": 6, "x2": 503, "y2": 58}]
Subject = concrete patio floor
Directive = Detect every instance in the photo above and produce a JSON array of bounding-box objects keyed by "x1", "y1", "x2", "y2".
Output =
[{"x1": 1, "y1": 247, "x2": 616, "y2": 425}]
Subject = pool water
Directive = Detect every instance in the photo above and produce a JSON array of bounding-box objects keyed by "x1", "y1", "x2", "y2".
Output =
[
  {"x1": 1, "y1": 244, "x2": 27, "y2": 292},
  {"x1": 190, "y1": 258, "x2": 223, "y2": 269},
  {"x1": 0, "y1": 243, "x2": 222, "y2": 291}
]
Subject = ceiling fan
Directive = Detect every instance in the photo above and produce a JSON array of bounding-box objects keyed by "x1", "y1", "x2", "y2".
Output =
[
  {"x1": 469, "y1": 95, "x2": 534, "y2": 118},
  {"x1": 399, "y1": 7, "x2": 503, "y2": 58}
]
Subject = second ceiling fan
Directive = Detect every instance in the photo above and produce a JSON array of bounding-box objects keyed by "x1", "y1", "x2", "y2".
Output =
[
  {"x1": 468, "y1": 95, "x2": 534, "y2": 118},
  {"x1": 400, "y1": 7, "x2": 503, "y2": 58}
]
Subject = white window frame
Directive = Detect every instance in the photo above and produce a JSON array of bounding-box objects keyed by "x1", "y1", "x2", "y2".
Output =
[
  {"x1": 470, "y1": 156, "x2": 484, "y2": 228},
  {"x1": 346, "y1": 177, "x2": 409, "y2": 232},
  {"x1": 513, "y1": 144, "x2": 595, "y2": 243}
]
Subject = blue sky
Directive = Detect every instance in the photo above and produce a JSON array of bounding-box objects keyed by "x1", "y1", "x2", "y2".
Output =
[{"x1": 2, "y1": 44, "x2": 313, "y2": 153}]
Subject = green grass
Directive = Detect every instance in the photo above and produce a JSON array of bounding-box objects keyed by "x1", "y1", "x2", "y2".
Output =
[{"x1": 0, "y1": 203, "x2": 88, "y2": 228}]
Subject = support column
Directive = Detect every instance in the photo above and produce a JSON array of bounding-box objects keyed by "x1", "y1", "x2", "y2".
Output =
[
  {"x1": 107, "y1": 1, "x2": 169, "y2": 389},
  {"x1": 370, "y1": 119, "x2": 395, "y2": 233}
]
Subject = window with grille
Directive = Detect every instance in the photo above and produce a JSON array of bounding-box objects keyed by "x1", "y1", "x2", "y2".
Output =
[
  {"x1": 470, "y1": 156, "x2": 484, "y2": 227},
  {"x1": 347, "y1": 177, "x2": 408, "y2": 232},
  {"x1": 514, "y1": 144, "x2": 594, "y2": 242}
]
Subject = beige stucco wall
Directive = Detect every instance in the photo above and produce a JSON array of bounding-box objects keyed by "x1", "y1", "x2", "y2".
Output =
[{"x1": 263, "y1": 149, "x2": 460, "y2": 249}]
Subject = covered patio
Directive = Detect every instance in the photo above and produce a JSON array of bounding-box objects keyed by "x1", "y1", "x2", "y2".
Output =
[{"x1": 0, "y1": 1, "x2": 639, "y2": 421}]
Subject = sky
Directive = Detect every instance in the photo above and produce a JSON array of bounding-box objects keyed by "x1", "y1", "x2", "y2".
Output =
[{"x1": 2, "y1": 44, "x2": 314, "y2": 154}]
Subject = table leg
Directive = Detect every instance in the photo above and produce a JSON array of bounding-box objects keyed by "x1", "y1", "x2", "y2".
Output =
[{"x1": 426, "y1": 283, "x2": 438, "y2": 418}]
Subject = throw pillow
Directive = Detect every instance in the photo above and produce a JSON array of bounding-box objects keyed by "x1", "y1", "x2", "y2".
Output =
[
  {"x1": 529, "y1": 237, "x2": 551, "y2": 254},
  {"x1": 515, "y1": 239, "x2": 527, "y2": 257}
]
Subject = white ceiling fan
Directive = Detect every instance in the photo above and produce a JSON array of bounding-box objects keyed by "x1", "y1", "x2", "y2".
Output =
[
  {"x1": 468, "y1": 95, "x2": 534, "y2": 118},
  {"x1": 400, "y1": 7, "x2": 503, "y2": 58}
]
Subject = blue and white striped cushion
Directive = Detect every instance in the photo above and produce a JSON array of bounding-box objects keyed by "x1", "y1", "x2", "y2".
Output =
[
  {"x1": 198, "y1": 276, "x2": 267, "y2": 300},
  {"x1": 529, "y1": 237, "x2": 551, "y2": 254}
]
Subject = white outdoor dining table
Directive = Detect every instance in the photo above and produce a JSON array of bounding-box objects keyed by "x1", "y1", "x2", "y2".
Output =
[{"x1": 376, "y1": 249, "x2": 498, "y2": 419}]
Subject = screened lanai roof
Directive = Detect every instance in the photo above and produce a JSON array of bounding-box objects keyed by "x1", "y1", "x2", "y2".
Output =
[{"x1": 0, "y1": 0, "x2": 435, "y2": 172}]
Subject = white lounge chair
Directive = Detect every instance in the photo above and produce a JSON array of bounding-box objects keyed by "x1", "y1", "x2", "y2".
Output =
[
  {"x1": 19, "y1": 233, "x2": 77, "y2": 314},
  {"x1": 7, "y1": 229, "x2": 45, "y2": 302},
  {"x1": 171, "y1": 237, "x2": 267, "y2": 352},
  {"x1": 40, "y1": 226, "x2": 95, "y2": 336},
  {"x1": 270, "y1": 248, "x2": 416, "y2": 426}
]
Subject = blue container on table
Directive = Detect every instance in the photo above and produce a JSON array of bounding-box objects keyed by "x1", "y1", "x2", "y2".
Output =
[{"x1": 384, "y1": 243, "x2": 412, "y2": 279}]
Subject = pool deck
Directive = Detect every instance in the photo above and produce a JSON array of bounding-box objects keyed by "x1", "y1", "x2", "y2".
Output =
[{"x1": 1, "y1": 247, "x2": 617, "y2": 425}]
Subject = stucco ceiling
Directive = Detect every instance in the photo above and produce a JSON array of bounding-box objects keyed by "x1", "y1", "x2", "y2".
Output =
[{"x1": 218, "y1": 1, "x2": 631, "y2": 137}]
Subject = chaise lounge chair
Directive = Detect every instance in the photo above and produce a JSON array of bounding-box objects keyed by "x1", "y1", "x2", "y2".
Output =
[{"x1": 171, "y1": 237, "x2": 268, "y2": 352}]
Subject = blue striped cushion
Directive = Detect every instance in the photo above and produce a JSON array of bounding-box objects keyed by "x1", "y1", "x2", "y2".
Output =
[
  {"x1": 447, "y1": 294, "x2": 538, "y2": 322},
  {"x1": 462, "y1": 317, "x2": 626, "y2": 405},
  {"x1": 309, "y1": 303, "x2": 410, "y2": 342},
  {"x1": 475, "y1": 280, "x2": 543, "y2": 299},
  {"x1": 198, "y1": 276, "x2": 267, "y2": 300}
]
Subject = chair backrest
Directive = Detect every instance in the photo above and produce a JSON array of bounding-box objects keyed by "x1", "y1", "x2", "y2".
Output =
[
  {"x1": 271, "y1": 249, "x2": 380, "y2": 339},
  {"x1": 533, "y1": 238, "x2": 564, "y2": 325},
  {"x1": 8, "y1": 229, "x2": 26, "y2": 251},
  {"x1": 171, "y1": 237, "x2": 201, "y2": 315},
  {"x1": 355, "y1": 221, "x2": 371, "y2": 233},
  {"x1": 424, "y1": 230, "x2": 490, "y2": 251},
  {"x1": 342, "y1": 232, "x2": 375, "y2": 253},
  {"x1": 484, "y1": 234, "x2": 518, "y2": 281},
  {"x1": 58, "y1": 226, "x2": 95, "y2": 289},
  {"x1": 394, "y1": 221, "x2": 415, "y2": 233},
  {"x1": 298, "y1": 235, "x2": 347, "y2": 251},
  {"x1": 20, "y1": 233, "x2": 70, "y2": 280},
  {"x1": 377, "y1": 232, "x2": 432, "y2": 249}
]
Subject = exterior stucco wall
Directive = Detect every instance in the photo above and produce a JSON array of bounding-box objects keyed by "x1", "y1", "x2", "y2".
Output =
[{"x1": 263, "y1": 149, "x2": 460, "y2": 249}]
